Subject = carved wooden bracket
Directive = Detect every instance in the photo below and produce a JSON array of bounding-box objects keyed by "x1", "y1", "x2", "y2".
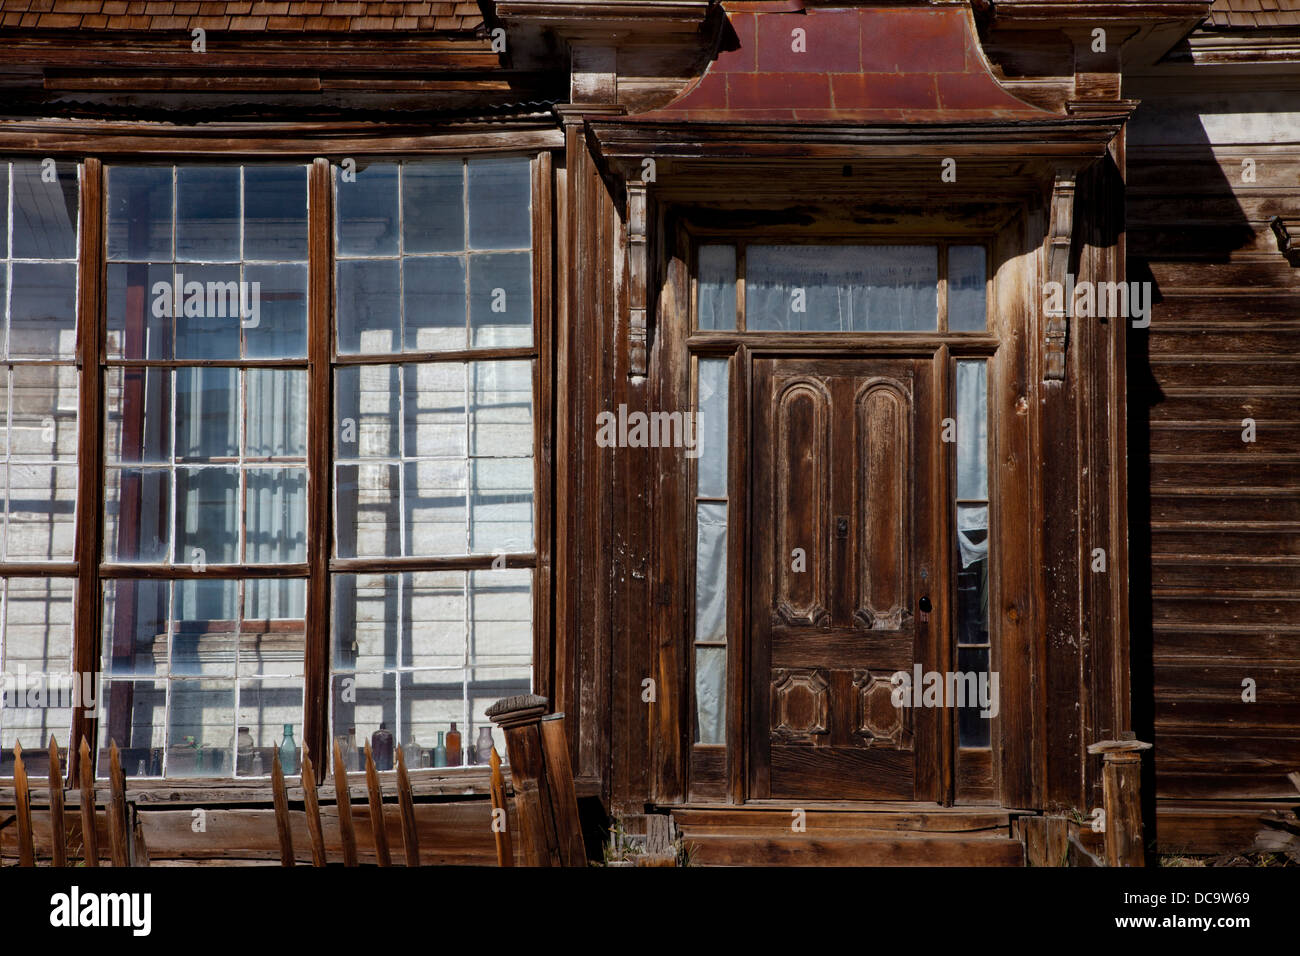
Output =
[
  {"x1": 626, "y1": 178, "x2": 649, "y2": 377},
  {"x1": 1044, "y1": 168, "x2": 1077, "y2": 382}
]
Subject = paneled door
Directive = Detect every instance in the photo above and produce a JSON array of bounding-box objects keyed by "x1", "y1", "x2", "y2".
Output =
[{"x1": 749, "y1": 356, "x2": 940, "y2": 801}]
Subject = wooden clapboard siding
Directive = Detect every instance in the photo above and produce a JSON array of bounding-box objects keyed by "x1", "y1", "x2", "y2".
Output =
[{"x1": 1126, "y1": 85, "x2": 1300, "y2": 838}]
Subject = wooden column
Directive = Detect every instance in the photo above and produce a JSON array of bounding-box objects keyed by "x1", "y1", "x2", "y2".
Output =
[
  {"x1": 1087, "y1": 737, "x2": 1152, "y2": 866},
  {"x1": 487, "y1": 694, "x2": 587, "y2": 867}
]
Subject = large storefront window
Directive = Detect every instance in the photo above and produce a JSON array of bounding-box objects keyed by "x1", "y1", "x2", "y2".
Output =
[{"x1": 0, "y1": 154, "x2": 539, "y2": 780}]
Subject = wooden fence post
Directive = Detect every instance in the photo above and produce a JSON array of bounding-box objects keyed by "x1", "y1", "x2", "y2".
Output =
[
  {"x1": 300, "y1": 744, "x2": 328, "y2": 866},
  {"x1": 13, "y1": 743, "x2": 35, "y2": 866},
  {"x1": 332, "y1": 738, "x2": 358, "y2": 867},
  {"x1": 78, "y1": 737, "x2": 99, "y2": 866},
  {"x1": 107, "y1": 740, "x2": 130, "y2": 867},
  {"x1": 363, "y1": 741, "x2": 391, "y2": 867},
  {"x1": 48, "y1": 737, "x2": 67, "y2": 867},
  {"x1": 271, "y1": 750, "x2": 295, "y2": 867},
  {"x1": 488, "y1": 746, "x2": 514, "y2": 867},
  {"x1": 396, "y1": 745, "x2": 420, "y2": 867},
  {"x1": 1087, "y1": 737, "x2": 1153, "y2": 867}
]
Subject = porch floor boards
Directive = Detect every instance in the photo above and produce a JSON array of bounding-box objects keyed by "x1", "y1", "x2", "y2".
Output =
[{"x1": 669, "y1": 805, "x2": 1028, "y2": 867}]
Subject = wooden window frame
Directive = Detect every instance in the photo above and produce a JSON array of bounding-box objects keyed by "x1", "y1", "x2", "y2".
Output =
[{"x1": 0, "y1": 145, "x2": 554, "y2": 786}]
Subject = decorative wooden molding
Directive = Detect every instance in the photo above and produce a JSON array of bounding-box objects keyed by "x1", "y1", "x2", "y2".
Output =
[
  {"x1": 626, "y1": 178, "x2": 650, "y2": 377},
  {"x1": 1044, "y1": 167, "x2": 1077, "y2": 382}
]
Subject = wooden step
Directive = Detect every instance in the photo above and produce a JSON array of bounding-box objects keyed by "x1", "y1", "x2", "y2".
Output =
[
  {"x1": 669, "y1": 806, "x2": 1026, "y2": 866},
  {"x1": 678, "y1": 830, "x2": 1026, "y2": 867}
]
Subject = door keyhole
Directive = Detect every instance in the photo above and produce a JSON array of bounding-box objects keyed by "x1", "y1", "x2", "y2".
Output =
[{"x1": 835, "y1": 516, "x2": 849, "y2": 539}]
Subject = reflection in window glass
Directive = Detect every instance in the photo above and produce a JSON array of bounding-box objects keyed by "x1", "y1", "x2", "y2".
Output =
[
  {"x1": 330, "y1": 571, "x2": 530, "y2": 770},
  {"x1": 746, "y1": 244, "x2": 938, "y2": 332},
  {"x1": 104, "y1": 367, "x2": 308, "y2": 565},
  {"x1": 0, "y1": 577, "x2": 75, "y2": 775},
  {"x1": 334, "y1": 361, "x2": 532, "y2": 559},
  {"x1": 0, "y1": 161, "x2": 80, "y2": 563},
  {"x1": 335, "y1": 157, "x2": 532, "y2": 355},
  {"x1": 98, "y1": 577, "x2": 306, "y2": 777},
  {"x1": 106, "y1": 164, "x2": 309, "y2": 361},
  {"x1": 948, "y1": 245, "x2": 987, "y2": 332},
  {"x1": 955, "y1": 360, "x2": 990, "y2": 748}
]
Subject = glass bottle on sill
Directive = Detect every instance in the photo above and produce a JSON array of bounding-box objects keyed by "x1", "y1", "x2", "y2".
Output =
[
  {"x1": 403, "y1": 739, "x2": 421, "y2": 770},
  {"x1": 236, "y1": 726, "x2": 254, "y2": 776},
  {"x1": 280, "y1": 724, "x2": 298, "y2": 775},
  {"x1": 446, "y1": 722, "x2": 462, "y2": 767},
  {"x1": 372, "y1": 722, "x2": 394, "y2": 771},
  {"x1": 432, "y1": 731, "x2": 447, "y2": 768},
  {"x1": 347, "y1": 727, "x2": 358, "y2": 771},
  {"x1": 476, "y1": 727, "x2": 494, "y2": 764},
  {"x1": 251, "y1": 750, "x2": 264, "y2": 776}
]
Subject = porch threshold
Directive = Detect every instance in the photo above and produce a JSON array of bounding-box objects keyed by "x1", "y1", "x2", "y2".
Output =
[{"x1": 664, "y1": 804, "x2": 1030, "y2": 867}]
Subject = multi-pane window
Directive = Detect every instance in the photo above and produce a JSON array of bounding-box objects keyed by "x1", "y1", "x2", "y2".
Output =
[
  {"x1": 955, "y1": 359, "x2": 990, "y2": 747},
  {"x1": 331, "y1": 157, "x2": 534, "y2": 771},
  {"x1": 98, "y1": 163, "x2": 312, "y2": 777},
  {"x1": 0, "y1": 160, "x2": 80, "y2": 773}
]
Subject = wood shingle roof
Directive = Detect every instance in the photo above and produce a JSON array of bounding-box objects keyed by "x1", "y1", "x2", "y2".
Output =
[{"x1": 0, "y1": 0, "x2": 485, "y2": 32}]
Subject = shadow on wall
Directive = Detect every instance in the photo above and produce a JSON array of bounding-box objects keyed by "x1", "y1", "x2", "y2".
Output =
[{"x1": 1124, "y1": 84, "x2": 1262, "y2": 856}]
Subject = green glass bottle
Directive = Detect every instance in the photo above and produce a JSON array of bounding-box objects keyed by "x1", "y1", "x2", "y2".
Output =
[
  {"x1": 432, "y1": 730, "x2": 448, "y2": 768},
  {"x1": 279, "y1": 723, "x2": 298, "y2": 774}
]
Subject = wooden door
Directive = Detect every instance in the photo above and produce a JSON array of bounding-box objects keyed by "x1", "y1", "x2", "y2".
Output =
[{"x1": 749, "y1": 356, "x2": 939, "y2": 801}]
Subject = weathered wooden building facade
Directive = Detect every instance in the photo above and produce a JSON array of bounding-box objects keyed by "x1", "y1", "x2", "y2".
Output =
[{"x1": 0, "y1": 0, "x2": 1295, "y2": 865}]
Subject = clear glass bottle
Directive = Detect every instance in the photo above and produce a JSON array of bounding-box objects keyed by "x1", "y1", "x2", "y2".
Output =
[
  {"x1": 280, "y1": 723, "x2": 297, "y2": 775},
  {"x1": 347, "y1": 727, "x2": 358, "y2": 771},
  {"x1": 446, "y1": 722, "x2": 462, "y2": 767},
  {"x1": 236, "y1": 726, "x2": 254, "y2": 776},
  {"x1": 403, "y1": 738, "x2": 421, "y2": 769},
  {"x1": 476, "y1": 726, "x2": 495, "y2": 763},
  {"x1": 432, "y1": 730, "x2": 447, "y2": 768},
  {"x1": 251, "y1": 750, "x2": 264, "y2": 776}
]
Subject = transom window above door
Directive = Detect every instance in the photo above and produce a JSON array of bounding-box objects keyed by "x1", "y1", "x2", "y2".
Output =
[{"x1": 696, "y1": 242, "x2": 987, "y2": 333}]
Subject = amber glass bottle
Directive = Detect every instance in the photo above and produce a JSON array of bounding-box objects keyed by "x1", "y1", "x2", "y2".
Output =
[{"x1": 446, "y1": 722, "x2": 463, "y2": 766}]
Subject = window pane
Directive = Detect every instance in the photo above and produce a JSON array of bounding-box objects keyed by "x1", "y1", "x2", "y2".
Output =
[
  {"x1": 697, "y1": 244, "x2": 736, "y2": 330},
  {"x1": 98, "y1": 578, "x2": 305, "y2": 778},
  {"x1": 106, "y1": 166, "x2": 171, "y2": 262},
  {"x1": 5, "y1": 464, "x2": 76, "y2": 560},
  {"x1": 336, "y1": 258, "x2": 400, "y2": 355},
  {"x1": 9, "y1": 364, "x2": 78, "y2": 460},
  {"x1": 406, "y1": 458, "x2": 468, "y2": 555},
  {"x1": 105, "y1": 366, "x2": 171, "y2": 464},
  {"x1": 406, "y1": 571, "x2": 466, "y2": 669},
  {"x1": 336, "y1": 162, "x2": 398, "y2": 257},
  {"x1": 695, "y1": 503, "x2": 728, "y2": 644},
  {"x1": 9, "y1": 262, "x2": 76, "y2": 358},
  {"x1": 746, "y1": 244, "x2": 938, "y2": 332},
  {"x1": 11, "y1": 161, "x2": 78, "y2": 260},
  {"x1": 245, "y1": 467, "x2": 306, "y2": 564},
  {"x1": 404, "y1": 255, "x2": 467, "y2": 351},
  {"x1": 694, "y1": 645, "x2": 726, "y2": 745},
  {"x1": 470, "y1": 457, "x2": 532, "y2": 553},
  {"x1": 176, "y1": 166, "x2": 240, "y2": 262},
  {"x1": 173, "y1": 264, "x2": 242, "y2": 360},
  {"x1": 949, "y1": 245, "x2": 987, "y2": 332},
  {"x1": 407, "y1": 362, "x2": 466, "y2": 459},
  {"x1": 403, "y1": 160, "x2": 464, "y2": 254},
  {"x1": 468, "y1": 156, "x2": 531, "y2": 250},
  {"x1": 244, "y1": 263, "x2": 307, "y2": 359},
  {"x1": 174, "y1": 466, "x2": 239, "y2": 565},
  {"x1": 246, "y1": 369, "x2": 307, "y2": 459},
  {"x1": 956, "y1": 504, "x2": 989, "y2": 647},
  {"x1": 107, "y1": 262, "x2": 174, "y2": 360},
  {"x1": 956, "y1": 360, "x2": 988, "y2": 500},
  {"x1": 176, "y1": 366, "x2": 238, "y2": 461},
  {"x1": 469, "y1": 569, "x2": 531, "y2": 667},
  {"x1": 469, "y1": 360, "x2": 529, "y2": 458},
  {"x1": 469, "y1": 252, "x2": 531, "y2": 348},
  {"x1": 957, "y1": 646, "x2": 991, "y2": 747},
  {"x1": 697, "y1": 359, "x2": 728, "y2": 498},
  {"x1": 0, "y1": 577, "x2": 76, "y2": 774},
  {"x1": 104, "y1": 468, "x2": 171, "y2": 563},
  {"x1": 243, "y1": 166, "x2": 308, "y2": 260},
  {"x1": 336, "y1": 364, "x2": 400, "y2": 460},
  {"x1": 335, "y1": 462, "x2": 401, "y2": 559}
]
